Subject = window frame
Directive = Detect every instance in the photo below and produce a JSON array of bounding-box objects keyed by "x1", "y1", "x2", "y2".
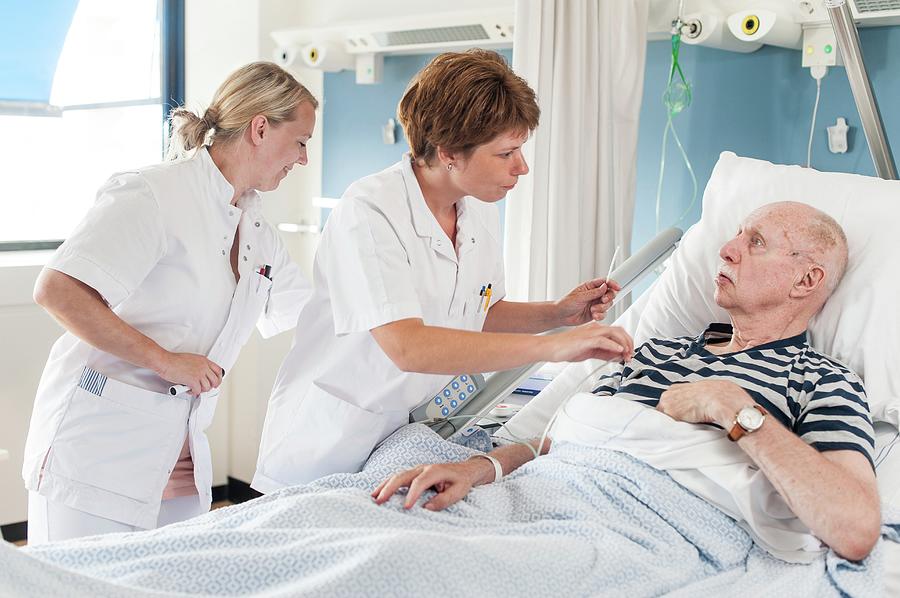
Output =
[{"x1": 0, "y1": 0, "x2": 184, "y2": 253}]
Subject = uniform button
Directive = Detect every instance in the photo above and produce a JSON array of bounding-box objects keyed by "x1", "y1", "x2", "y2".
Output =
[
  {"x1": 243, "y1": 256, "x2": 248, "y2": 261},
  {"x1": 246, "y1": 244, "x2": 251, "y2": 250},
  {"x1": 471, "y1": 237, "x2": 475, "y2": 243},
  {"x1": 221, "y1": 249, "x2": 226, "y2": 255},
  {"x1": 223, "y1": 235, "x2": 228, "y2": 240},
  {"x1": 437, "y1": 240, "x2": 442, "y2": 246},
  {"x1": 228, "y1": 210, "x2": 234, "y2": 216},
  {"x1": 254, "y1": 221, "x2": 261, "y2": 227}
]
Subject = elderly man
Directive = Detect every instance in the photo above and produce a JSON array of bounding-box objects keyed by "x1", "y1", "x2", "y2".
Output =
[{"x1": 372, "y1": 201, "x2": 881, "y2": 562}]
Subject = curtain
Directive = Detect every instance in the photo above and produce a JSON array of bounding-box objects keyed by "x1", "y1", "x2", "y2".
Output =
[{"x1": 505, "y1": 0, "x2": 649, "y2": 320}]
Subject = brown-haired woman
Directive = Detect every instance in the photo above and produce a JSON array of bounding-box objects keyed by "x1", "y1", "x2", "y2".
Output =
[
  {"x1": 253, "y1": 50, "x2": 633, "y2": 491},
  {"x1": 25, "y1": 62, "x2": 317, "y2": 542}
]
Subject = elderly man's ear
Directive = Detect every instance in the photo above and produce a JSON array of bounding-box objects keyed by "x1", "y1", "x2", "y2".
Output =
[{"x1": 789, "y1": 265, "x2": 827, "y2": 298}]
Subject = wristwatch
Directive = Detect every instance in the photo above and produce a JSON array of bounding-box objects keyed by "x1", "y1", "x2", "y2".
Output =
[{"x1": 727, "y1": 404, "x2": 767, "y2": 441}]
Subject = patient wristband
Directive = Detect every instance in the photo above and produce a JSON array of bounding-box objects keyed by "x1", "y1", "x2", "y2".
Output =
[{"x1": 472, "y1": 454, "x2": 503, "y2": 483}]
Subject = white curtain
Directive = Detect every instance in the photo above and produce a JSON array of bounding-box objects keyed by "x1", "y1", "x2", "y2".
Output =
[{"x1": 505, "y1": 0, "x2": 649, "y2": 318}]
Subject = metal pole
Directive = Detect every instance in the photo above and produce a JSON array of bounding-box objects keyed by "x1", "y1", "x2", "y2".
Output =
[{"x1": 825, "y1": 0, "x2": 897, "y2": 180}]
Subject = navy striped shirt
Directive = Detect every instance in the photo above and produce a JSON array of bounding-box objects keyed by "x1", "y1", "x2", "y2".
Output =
[{"x1": 591, "y1": 323, "x2": 875, "y2": 467}]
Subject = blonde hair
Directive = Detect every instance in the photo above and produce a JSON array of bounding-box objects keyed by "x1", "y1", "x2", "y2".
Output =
[
  {"x1": 397, "y1": 49, "x2": 540, "y2": 166},
  {"x1": 166, "y1": 61, "x2": 318, "y2": 160}
]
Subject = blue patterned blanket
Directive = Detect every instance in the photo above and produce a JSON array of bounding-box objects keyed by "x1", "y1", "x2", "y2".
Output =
[{"x1": 4, "y1": 424, "x2": 897, "y2": 597}]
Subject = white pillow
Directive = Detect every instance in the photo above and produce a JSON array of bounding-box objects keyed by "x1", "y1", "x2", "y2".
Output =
[{"x1": 632, "y1": 151, "x2": 900, "y2": 428}]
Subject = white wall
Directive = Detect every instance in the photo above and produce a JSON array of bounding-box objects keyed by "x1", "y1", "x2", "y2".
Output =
[
  {"x1": 0, "y1": 258, "x2": 64, "y2": 528},
  {"x1": 291, "y1": 0, "x2": 513, "y2": 26}
]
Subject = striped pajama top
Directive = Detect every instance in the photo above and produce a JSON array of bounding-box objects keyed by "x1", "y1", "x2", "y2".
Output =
[{"x1": 591, "y1": 323, "x2": 876, "y2": 468}]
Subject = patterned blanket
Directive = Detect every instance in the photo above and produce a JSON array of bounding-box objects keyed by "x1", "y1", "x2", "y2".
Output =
[{"x1": 3, "y1": 425, "x2": 897, "y2": 597}]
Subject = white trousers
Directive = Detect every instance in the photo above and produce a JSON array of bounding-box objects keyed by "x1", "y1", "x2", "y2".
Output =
[{"x1": 27, "y1": 492, "x2": 208, "y2": 545}]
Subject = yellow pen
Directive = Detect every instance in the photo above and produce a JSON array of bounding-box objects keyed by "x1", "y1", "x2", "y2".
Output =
[{"x1": 483, "y1": 283, "x2": 492, "y2": 313}]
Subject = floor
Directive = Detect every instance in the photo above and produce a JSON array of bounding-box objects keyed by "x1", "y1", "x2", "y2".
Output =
[{"x1": 12, "y1": 500, "x2": 234, "y2": 547}]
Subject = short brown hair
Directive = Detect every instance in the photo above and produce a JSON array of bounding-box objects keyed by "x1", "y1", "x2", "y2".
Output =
[{"x1": 397, "y1": 49, "x2": 540, "y2": 165}]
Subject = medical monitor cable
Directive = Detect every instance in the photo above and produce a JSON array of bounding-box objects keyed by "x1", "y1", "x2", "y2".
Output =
[
  {"x1": 419, "y1": 414, "x2": 541, "y2": 458},
  {"x1": 807, "y1": 66, "x2": 827, "y2": 168},
  {"x1": 655, "y1": 15, "x2": 699, "y2": 234}
]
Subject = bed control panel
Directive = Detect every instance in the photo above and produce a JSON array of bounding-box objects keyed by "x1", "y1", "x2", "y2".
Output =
[{"x1": 410, "y1": 373, "x2": 486, "y2": 423}]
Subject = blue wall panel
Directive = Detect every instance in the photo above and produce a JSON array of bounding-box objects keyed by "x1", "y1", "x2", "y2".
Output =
[{"x1": 634, "y1": 26, "x2": 900, "y2": 255}]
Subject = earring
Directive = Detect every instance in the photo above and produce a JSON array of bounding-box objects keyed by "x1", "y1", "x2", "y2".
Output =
[{"x1": 446, "y1": 163, "x2": 453, "y2": 172}]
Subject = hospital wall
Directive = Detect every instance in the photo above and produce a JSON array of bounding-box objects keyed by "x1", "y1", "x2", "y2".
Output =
[
  {"x1": 316, "y1": 25, "x2": 900, "y2": 288},
  {"x1": 633, "y1": 25, "x2": 900, "y2": 256}
]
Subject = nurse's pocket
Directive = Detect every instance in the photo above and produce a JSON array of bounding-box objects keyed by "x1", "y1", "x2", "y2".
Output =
[
  {"x1": 292, "y1": 387, "x2": 407, "y2": 481},
  {"x1": 45, "y1": 369, "x2": 190, "y2": 504}
]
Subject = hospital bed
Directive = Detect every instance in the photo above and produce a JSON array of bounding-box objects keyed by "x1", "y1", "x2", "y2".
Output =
[
  {"x1": 3, "y1": 152, "x2": 898, "y2": 596},
  {"x1": 483, "y1": 150, "x2": 900, "y2": 591}
]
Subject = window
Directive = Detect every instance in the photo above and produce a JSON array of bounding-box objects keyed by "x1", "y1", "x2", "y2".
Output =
[{"x1": 0, "y1": 0, "x2": 183, "y2": 250}]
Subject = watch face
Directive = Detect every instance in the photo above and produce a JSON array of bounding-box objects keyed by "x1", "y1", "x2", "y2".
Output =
[{"x1": 737, "y1": 406, "x2": 765, "y2": 430}]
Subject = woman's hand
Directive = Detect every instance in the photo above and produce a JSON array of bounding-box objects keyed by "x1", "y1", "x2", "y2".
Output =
[
  {"x1": 155, "y1": 352, "x2": 224, "y2": 397},
  {"x1": 546, "y1": 322, "x2": 634, "y2": 363},
  {"x1": 555, "y1": 278, "x2": 621, "y2": 326},
  {"x1": 371, "y1": 459, "x2": 494, "y2": 511}
]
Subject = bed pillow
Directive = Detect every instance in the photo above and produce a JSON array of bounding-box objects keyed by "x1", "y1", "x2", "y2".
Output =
[{"x1": 631, "y1": 151, "x2": 900, "y2": 428}]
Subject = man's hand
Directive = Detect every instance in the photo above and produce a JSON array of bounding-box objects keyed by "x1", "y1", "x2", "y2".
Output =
[
  {"x1": 657, "y1": 380, "x2": 752, "y2": 428},
  {"x1": 555, "y1": 278, "x2": 622, "y2": 326},
  {"x1": 371, "y1": 459, "x2": 494, "y2": 511}
]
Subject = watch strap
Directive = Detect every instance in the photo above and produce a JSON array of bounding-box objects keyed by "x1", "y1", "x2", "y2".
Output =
[{"x1": 727, "y1": 404, "x2": 768, "y2": 442}]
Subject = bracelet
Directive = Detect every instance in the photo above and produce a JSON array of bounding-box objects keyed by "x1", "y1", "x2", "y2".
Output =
[{"x1": 472, "y1": 454, "x2": 503, "y2": 483}]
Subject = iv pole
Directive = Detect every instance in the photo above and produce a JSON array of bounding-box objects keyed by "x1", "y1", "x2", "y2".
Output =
[{"x1": 825, "y1": 0, "x2": 898, "y2": 180}]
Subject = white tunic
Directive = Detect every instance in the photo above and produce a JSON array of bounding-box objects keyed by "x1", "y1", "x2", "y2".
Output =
[
  {"x1": 253, "y1": 156, "x2": 505, "y2": 492},
  {"x1": 23, "y1": 148, "x2": 310, "y2": 528}
]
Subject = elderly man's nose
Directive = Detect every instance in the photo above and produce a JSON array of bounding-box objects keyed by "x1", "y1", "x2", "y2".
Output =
[{"x1": 719, "y1": 239, "x2": 740, "y2": 262}]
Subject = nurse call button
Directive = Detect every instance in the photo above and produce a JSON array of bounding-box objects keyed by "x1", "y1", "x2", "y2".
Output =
[{"x1": 441, "y1": 407, "x2": 450, "y2": 416}]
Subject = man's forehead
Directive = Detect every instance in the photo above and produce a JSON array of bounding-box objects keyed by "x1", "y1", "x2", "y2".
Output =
[{"x1": 741, "y1": 208, "x2": 794, "y2": 242}]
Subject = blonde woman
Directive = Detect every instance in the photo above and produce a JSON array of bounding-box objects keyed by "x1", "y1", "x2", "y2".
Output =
[
  {"x1": 254, "y1": 50, "x2": 633, "y2": 491},
  {"x1": 24, "y1": 62, "x2": 317, "y2": 543}
]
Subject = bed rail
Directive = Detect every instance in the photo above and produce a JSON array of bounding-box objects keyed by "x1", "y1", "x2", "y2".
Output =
[{"x1": 420, "y1": 226, "x2": 684, "y2": 438}]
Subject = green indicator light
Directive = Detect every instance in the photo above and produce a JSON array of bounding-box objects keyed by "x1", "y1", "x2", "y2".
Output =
[{"x1": 825, "y1": 44, "x2": 833, "y2": 54}]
